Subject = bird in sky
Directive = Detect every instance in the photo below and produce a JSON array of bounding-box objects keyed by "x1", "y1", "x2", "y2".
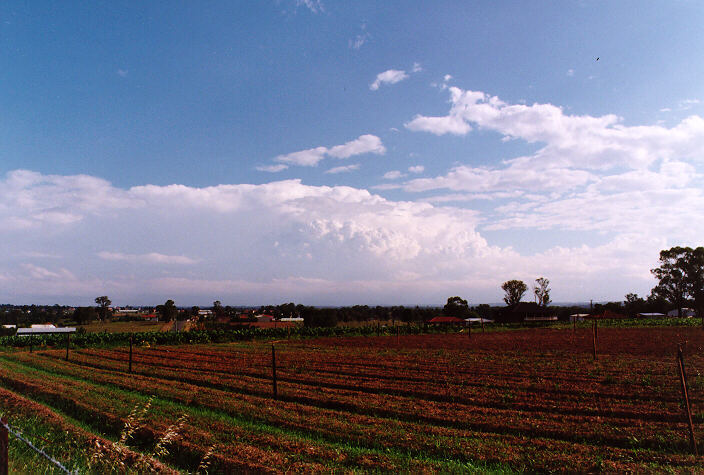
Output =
[{"x1": 596, "y1": 57, "x2": 600, "y2": 61}]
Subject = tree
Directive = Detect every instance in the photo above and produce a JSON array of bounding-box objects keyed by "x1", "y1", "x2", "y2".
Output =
[
  {"x1": 212, "y1": 300, "x2": 224, "y2": 319},
  {"x1": 94, "y1": 296, "x2": 111, "y2": 321},
  {"x1": 533, "y1": 277, "x2": 551, "y2": 308},
  {"x1": 443, "y1": 296, "x2": 469, "y2": 317},
  {"x1": 502, "y1": 280, "x2": 527, "y2": 306},
  {"x1": 651, "y1": 247, "x2": 691, "y2": 317},
  {"x1": 156, "y1": 299, "x2": 177, "y2": 322},
  {"x1": 73, "y1": 306, "x2": 97, "y2": 325},
  {"x1": 624, "y1": 293, "x2": 646, "y2": 317}
]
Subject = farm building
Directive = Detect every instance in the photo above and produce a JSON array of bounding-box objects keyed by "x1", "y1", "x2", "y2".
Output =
[
  {"x1": 569, "y1": 314, "x2": 589, "y2": 322},
  {"x1": 667, "y1": 308, "x2": 696, "y2": 317},
  {"x1": 496, "y1": 302, "x2": 554, "y2": 323},
  {"x1": 17, "y1": 326, "x2": 76, "y2": 336},
  {"x1": 428, "y1": 316, "x2": 465, "y2": 325},
  {"x1": 141, "y1": 314, "x2": 158, "y2": 322},
  {"x1": 256, "y1": 314, "x2": 275, "y2": 323},
  {"x1": 637, "y1": 312, "x2": 667, "y2": 318}
]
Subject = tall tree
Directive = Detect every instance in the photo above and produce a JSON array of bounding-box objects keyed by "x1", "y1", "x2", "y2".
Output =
[
  {"x1": 533, "y1": 278, "x2": 551, "y2": 308},
  {"x1": 156, "y1": 299, "x2": 177, "y2": 322},
  {"x1": 624, "y1": 293, "x2": 646, "y2": 317},
  {"x1": 685, "y1": 247, "x2": 704, "y2": 321},
  {"x1": 650, "y1": 247, "x2": 690, "y2": 317},
  {"x1": 94, "y1": 296, "x2": 111, "y2": 321},
  {"x1": 443, "y1": 296, "x2": 469, "y2": 317},
  {"x1": 502, "y1": 280, "x2": 527, "y2": 306}
]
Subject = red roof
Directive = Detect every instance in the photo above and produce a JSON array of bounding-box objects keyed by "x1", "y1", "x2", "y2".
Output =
[{"x1": 429, "y1": 316, "x2": 465, "y2": 324}]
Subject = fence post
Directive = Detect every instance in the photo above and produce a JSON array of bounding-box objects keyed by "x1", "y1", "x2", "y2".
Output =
[
  {"x1": 128, "y1": 334, "x2": 133, "y2": 373},
  {"x1": 468, "y1": 320, "x2": 471, "y2": 339},
  {"x1": 677, "y1": 345, "x2": 698, "y2": 455},
  {"x1": 480, "y1": 316, "x2": 485, "y2": 333},
  {"x1": 65, "y1": 333, "x2": 70, "y2": 361},
  {"x1": 592, "y1": 321, "x2": 597, "y2": 360},
  {"x1": 396, "y1": 325, "x2": 399, "y2": 345},
  {"x1": 271, "y1": 344, "x2": 278, "y2": 400},
  {"x1": 0, "y1": 418, "x2": 8, "y2": 475}
]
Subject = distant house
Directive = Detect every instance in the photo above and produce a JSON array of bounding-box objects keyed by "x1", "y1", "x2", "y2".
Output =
[
  {"x1": 667, "y1": 308, "x2": 696, "y2": 317},
  {"x1": 497, "y1": 302, "x2": 553, "y2": 323},
  {"x1": 198, "y1": 309, "x2": 213, "y2": 316},
  {"x1": 428, "y1": 316, "x2": 465, "y2": 325},
  {"x1": 256, "y1": 314, "x2": 275, "y2": 323},
  {"x1": 141, "y1": 314, "x2": 159, "y2": 322}
]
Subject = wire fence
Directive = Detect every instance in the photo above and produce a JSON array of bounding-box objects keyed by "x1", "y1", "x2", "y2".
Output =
[{"x1": 0, "y1": 418, "x2": 74, "y2": 474}]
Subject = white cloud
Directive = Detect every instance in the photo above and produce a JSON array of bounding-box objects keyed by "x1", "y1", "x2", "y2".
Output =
[
  {"x1": 412, "y1": 62, "x2": 422, "y2": 73},
  {"x1": 328, "y1": 134, "x2": 385, "y2": 158},
  {"x1": 274, "y1": 135, "x2": 385, "y2": 167},
  {"x1": 383, "y1": 170, "x2": 405, "y2": 180},
  {"x1": 117, "y1": 69, "x2": 128, "y2": 77},
  {"x1": 566, "y1": 69, "x2": 574, "y2": 77},
  {"x1": 408, "y1": 165, "x2": 425, "y2": 174},
  {"x1": 295, "y1": 0, "x2": 323, "y2": 13},
  {"x1": 97, "y1": 251, "x2": 198, "y2": 265},
  {"x1": 406, "y1": 86, "x2": 704, "y2": 170},
  {"x1": 2, "y1": 165, "x2": 702, "y2": 304},
  {"x1": 275, "y1": 146, "x2": 328, "y2": 167},
  {"x1": 370, "y1": 69, "x2": 409, "y2": 91},
  {"x1": 325, "y1": 164, "x2": 360, "y2": 174},
  {"x1": 256, "y1": 164, "x2": 289, "y2": 172}
]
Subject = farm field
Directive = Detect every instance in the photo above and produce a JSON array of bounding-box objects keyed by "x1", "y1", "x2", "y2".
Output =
[
  {"x1": 1, "y1": 326, "x2": 704, "y2": 472},
  {"x1": 74, "y1": 320, "x2": 167, "y2": 334}
]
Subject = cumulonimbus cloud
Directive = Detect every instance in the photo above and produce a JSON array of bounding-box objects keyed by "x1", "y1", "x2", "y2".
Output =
[{"x1": 0, "y1": 169, "x2": 697, "y2": 303}]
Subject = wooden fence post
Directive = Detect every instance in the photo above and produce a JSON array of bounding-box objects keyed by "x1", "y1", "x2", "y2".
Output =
[
  {"x1": 65, "y1": 333, "x2": 70, "y2": 361},
  {"x1": 677, "y1": 345, "x2": 698, "y2": 455},
  {"x1": 592, "y1": 321, "x2": 597, "y2": 360},
  {"x1": 468, "y1": 320, "x2": 471, "y2": 339},
  {"x1": 595, "y1": 318, "x2": 599, "y2": 343},
  {"x1": 0, "y1": 417, "x2": 8, "y2": 475},
  {"x1": 396, "y1": 325, "x2": 399, "y2": 345},
  {"x1": 128, "y1": 334, "x2": 133, "y2": 373},
  {"x1": 271, "y1": 345, "x2": 278, "y2": 400},
  {"x1": 480, "y1": 316, "x2": 485, "y2": 333}
]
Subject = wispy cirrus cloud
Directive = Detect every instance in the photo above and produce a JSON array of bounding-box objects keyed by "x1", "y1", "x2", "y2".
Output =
[
  {"x1": 295, "y1": 0, "x2": 323, "y2": 13},
  {"x1": 97, "y1": 251, "x2": 199, "y2": 265},
  {"x1": 325, "y1": 164, "x2": 360, "y2": 174}
]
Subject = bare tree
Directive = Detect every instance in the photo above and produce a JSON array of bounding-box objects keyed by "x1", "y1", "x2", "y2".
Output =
[{"x1": 533, "y1": 278, "x2": 551, "y2": 307}]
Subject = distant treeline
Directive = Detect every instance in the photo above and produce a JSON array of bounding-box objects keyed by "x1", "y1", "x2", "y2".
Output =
[{"x1": 0, "y1": 296, "x2": 673, "y2": 332}]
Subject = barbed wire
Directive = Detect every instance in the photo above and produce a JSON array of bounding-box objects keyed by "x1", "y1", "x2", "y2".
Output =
[{"x1": 0, "y1": 419, "x2": 75, "y2": 474}]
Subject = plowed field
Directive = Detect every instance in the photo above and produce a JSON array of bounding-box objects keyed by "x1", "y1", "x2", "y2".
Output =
[{"x1": 2, "y1": 326, "x2": 704, "y2": 472}]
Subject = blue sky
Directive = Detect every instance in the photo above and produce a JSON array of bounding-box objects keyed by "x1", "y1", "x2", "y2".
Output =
[{"x1": 2, "y1": 1, "x2": 704, "y2": 306}]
